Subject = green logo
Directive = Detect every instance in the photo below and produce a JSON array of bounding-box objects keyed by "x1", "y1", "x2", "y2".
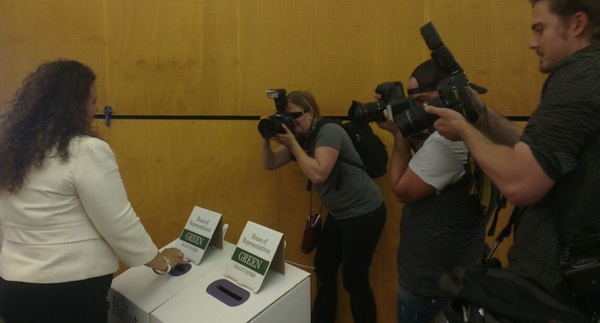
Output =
[
  {"x1": 232, "y1": 248, "x2": 269, "y2": 275},
  {"x1": 180, "y1": 229, "x2": 209, "y2": 249}
]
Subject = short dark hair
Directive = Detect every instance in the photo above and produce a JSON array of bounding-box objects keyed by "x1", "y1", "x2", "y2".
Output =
[
  {"x1": 530, "y1": 0, "x2": 600, "y2": 42},
  {"x1": 408, "y1": 59, "x2": 447, "y2": 94}
]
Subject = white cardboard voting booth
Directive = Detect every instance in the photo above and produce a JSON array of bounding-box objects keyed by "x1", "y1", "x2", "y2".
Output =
[
  {"x1": 108, "y1": 206, "x2": 229, "y2": 323},
  {"x1": 150, "y1": 256, "x2": 310, "y2": 323},
  {"x1": 151, "y1": 222, "x2": 310, "y2": 323},
  {"x1": 108, "y1": 210, "x2": 311, "y2": 323},
  {"x1": 108, "y1": 242, "x2": 234, "y2": 323}
]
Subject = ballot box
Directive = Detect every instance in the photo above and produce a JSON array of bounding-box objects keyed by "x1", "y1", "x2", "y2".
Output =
[
  {"x1": 150, "y1": 259, "x2": 310, "y2": 323},
  {"x1": 107, "y1": 242, "x2": 234, "y2": 323}
]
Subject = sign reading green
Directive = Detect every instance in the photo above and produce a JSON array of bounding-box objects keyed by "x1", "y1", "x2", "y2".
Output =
[
  {"x1": 232, "y1": 247, "x2": 270, "y2": 276},
  {"x1": 180, "y1": 229, "x2": 209, "y2": 250}
]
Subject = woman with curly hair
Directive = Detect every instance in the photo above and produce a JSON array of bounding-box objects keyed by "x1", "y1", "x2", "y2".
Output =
[{"x1": 0, "y1": 60, "x2": 187, "y2": 323}]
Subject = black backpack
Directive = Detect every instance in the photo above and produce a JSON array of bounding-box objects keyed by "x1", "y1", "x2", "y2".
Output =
[{"x1": 310, "y1": 118, "x2": 388, "y2": 178}]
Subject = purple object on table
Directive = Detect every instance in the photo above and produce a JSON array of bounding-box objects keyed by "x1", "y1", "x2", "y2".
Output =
[
  {"x1": 169, "y1": 263, "x2": 192, "y2": 276},
  {"x1": 206, "y1": 279, "x2": 250, "y2": 306}
]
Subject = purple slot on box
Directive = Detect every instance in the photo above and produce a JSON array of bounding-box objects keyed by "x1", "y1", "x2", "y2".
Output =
[{"x1": 206, "y1": 279, "x2": 250, "y2": 307}]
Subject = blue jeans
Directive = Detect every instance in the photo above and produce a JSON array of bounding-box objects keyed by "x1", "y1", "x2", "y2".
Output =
[
  {"x1": 311, "y1": 203, "x2": 386, "y2": 323},
  {"x1": 397, "y1": 286, "x2": 449, "y2": 323}
]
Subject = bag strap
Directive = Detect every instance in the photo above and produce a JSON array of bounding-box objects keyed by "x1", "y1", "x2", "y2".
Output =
[
  {"x1": 468, "y1": 154, "x2": 508, "y2": 229},
  {"x1": 485, "y1": 205, "x2": 525, "y2": 264},
  {"x1": 309, "y1": 185, "x2": 323, "y2": 216}
]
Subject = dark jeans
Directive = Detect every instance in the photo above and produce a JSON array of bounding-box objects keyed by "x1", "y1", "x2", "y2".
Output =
[
  {"x1": 397, "y1": 286, "x2": 449, "y2": 323},
  {"x1": 0, "y1": 274, "x2": 113, "y2": 323},
  {"x1": 312, "y1": 203, "x2": 386, "y2": 323}
]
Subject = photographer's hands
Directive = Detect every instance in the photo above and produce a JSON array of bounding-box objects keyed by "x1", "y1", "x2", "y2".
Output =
[
  {"x1": 272, "y1": 124, "x2": 298, "y2": 148},
  {"x1": 375, "y1": 109, "x2": 402, "y2": 135},
  {"x1": 425, "y1": 105, "x2": 471, "y2": 141},
  {"x1": 425, "y1": 86, "x2": 486, "y2": 141}
]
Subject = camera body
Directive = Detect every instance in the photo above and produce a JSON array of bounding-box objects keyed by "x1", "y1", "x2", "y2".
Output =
[
  {"x1": 348, "y1": 81, "x2": 417, "y2": 127},
  {"x1": 258, "y1": 89, "x2": 294, "y2": 138},
  {"x1": 376, "y1": 81, "x2": 405, "y2": 104},
  {"x1": 391, "y1": 22, "x2": 480, "y2": 137}
]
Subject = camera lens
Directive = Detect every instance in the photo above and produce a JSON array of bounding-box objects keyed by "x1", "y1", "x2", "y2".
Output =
[
  {"x1": 258, "y1": 118, "x2": 279, "y2": 138},
  {"x1": 257, "y1": 114, "x2": 294, "y2": 138},
  {"x1": 348, "y1": 100, "x2": 387, "y2": 126},
  {"x1": 394, "y1": 104, "x2": 437, "y2": 138}
]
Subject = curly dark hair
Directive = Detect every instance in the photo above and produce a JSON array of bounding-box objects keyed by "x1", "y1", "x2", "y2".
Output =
[{"x1": 0, "y1": 59, "x2": 98, "y2": 194}]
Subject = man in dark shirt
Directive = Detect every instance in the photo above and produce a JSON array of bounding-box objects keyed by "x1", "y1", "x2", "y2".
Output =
[
  {"x1": 426, "y1": 0, "x2": 600, "y2": 317},
  {"x1": 377, "y1": 60, "x2": 488, "y2": 323}
]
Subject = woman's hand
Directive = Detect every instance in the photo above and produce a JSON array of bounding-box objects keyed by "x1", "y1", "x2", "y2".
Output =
[
  {"x1": 146, "y1": 247, "x2": 188, "y2": 274},
  {"x1": 273, "y1": 124, "x2": 297, "y2": 148},
  {"x1": 161, "y1": 247, "x2": 188, "y2": 266}
]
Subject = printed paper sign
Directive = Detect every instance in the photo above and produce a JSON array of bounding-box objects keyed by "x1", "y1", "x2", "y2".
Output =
[
  {"x1": 176, "y1": 206, "x2": 223, "y2": 264},
  {"x1": 224, "y1": 221, "x2": 285, "y2": 292}
]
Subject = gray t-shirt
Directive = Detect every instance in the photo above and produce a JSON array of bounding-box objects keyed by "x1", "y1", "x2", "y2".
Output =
[{"x1": 313, "y1": 123, "x2": 383, "y2": 220}]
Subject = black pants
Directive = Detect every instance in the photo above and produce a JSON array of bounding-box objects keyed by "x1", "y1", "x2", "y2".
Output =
[
  {"x1": 312, "y1": 203, "x2": 386, "y2": 323},
  {"x1": 0, "y1": 274, "x2": 113, "y2": 323}
]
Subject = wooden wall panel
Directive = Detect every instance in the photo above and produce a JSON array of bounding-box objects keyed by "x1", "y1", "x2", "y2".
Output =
[
  {"x1": 1, "y1": 0, "x2": 545, "y2": 118},
  {"x1": 96, "y1": 120, "x2": 274, "y2": 246},
  {"x1": 238, "y1": 0, "x2": 426, "y2": 117},
  {"x1": 105, "y1": 0, "x2": 239, "y2": 115},
  {"x1": 0, "y1": 0, "x2": 107, "y2": 108}
]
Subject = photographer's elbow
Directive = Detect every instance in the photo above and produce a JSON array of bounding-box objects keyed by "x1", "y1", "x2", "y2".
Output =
[
  {"x1": 392, "y1": 188, "x2": 419, "y2": 204},
  {"x1": 262, "y1": 161, "x2": 280, "y2": 171},
  {"x1": 502, "y1": 184, "x2": 544, "y2": 207},
  {"x1": 311, "y1": 175, "x2": 327, "y2": 185}
]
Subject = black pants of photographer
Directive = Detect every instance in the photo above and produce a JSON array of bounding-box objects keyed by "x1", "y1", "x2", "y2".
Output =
[
  {"x1": 312, "y1": 203, "x2": 386, "y2": 323},
  {"x1": 0, "y1": 274, "x2": 112, "y2": 323}
]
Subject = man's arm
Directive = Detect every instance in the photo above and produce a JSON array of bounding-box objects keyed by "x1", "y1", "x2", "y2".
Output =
[
  {"x1": 426, "y1": 105, "x2": 554, "y2": 206},
  {"x1": 376, "y1": 121, "x2": 436, "y2": 203},
  {"x1": 475, "y1": 105, "x2": 524, "y2": 146}
]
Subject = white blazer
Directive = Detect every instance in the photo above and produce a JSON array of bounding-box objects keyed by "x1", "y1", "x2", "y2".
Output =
[{"x1": 0, "y1": 136, "x2": 158, "y2": 284}]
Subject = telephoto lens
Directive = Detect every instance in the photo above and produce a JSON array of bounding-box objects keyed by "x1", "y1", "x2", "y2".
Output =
[{"x1": 347, "y1": 100, "x2": 388, "y2": 126}]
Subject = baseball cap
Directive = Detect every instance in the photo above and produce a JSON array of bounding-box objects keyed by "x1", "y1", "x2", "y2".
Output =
[{"x1": 407, "y1": 59, "x2": 487, "y2": 95}]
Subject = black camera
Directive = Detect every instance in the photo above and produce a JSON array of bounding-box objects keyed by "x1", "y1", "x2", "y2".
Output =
[
  {"x1": 391, "y1": 22, "x2": 483, "y2": 137},
  {"x1": 376, "y1": 81, "x2": 405, "y2": 103},
  {"x1": 258, "y1": 89, "x2": 294, "y2": 138},
  {"x1": 348, "y1": 81, "x2": 417, "y2": 127}
]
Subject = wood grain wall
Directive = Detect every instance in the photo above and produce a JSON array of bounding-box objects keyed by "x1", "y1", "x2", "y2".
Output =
[{"x1": 1, "y1": 1, "x2": 543, "y2": 322}]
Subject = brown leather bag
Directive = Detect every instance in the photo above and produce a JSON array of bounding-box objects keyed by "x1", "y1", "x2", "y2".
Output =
[{"x1": 301, "y1": 213, "x2": 321, "y2": 254}]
